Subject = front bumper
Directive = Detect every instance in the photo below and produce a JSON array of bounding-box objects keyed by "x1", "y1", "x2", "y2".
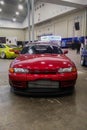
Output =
[
  {"x1": 9, "y1": 79, "x2": 76, "y2": 96},
  {"x1": 9, "y1": 72, "x2": 77, "y2": 95},
  {"x1": 11, "y1": 85, "x2": 75, "y2": 96}
]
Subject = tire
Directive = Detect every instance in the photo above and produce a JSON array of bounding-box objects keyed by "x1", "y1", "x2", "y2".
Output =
[
  {"x1": 81, "y1": 56, "x2": 85, "y2": 66},
  {"x1": 0, "y1": 52, "x2": 6, "y2": 59}
]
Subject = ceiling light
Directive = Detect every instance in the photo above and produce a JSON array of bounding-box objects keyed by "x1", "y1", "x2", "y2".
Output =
[
  {"x1": 0, "y1": 0, "x2": 4, "y2": 5},
  {"x1": 13, "y1": 18, "x2": 16, "y2": 22},
  {"x1": 18, "y1": 4, "x2": 23, "y2": 10},
  {"x1": 16, "y1": 11, "x2": 19, "y2": 15},
  {"x1": 0, "y1": 8, "x2": 2, "y2": 12}
]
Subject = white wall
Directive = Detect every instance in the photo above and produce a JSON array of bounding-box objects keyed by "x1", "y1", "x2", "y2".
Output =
[
  {"x1": 67, "y1": 10, "x2": 85, "y2": 38},
  {"x1": 54, "y1": 20, "x2": 67, "y2": 38},
  {"x1": 34, "y1": 3, "x2": 75, "y2": 23},
  {"x1": 23, "y1": 2, "x2": 75, "y2": 28},
  {"x1": 24, "y1": 9, "x2": 86, "y2": 41},
  {"x1": 0, "y1": 2, "x2": 86, "y2": 41},
  {"x1": 0, "y1": 28, "x2": 25, "y2": 41},
  {"x1": 0, "y1": 20, "x2": 23, "y2": 29}
]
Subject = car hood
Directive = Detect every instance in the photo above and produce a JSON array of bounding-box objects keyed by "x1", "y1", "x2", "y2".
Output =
[{"x1": 10, "y1": 54, "x2": 75, "y2": 69}]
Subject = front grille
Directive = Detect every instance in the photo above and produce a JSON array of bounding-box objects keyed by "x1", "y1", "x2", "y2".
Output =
[
  {"x1": 10, "y1": 80, "x2": 27, "y2": 88},
  {"x1": 29, "y1": 69, "x2": 57, "y2": 74},
  {"x1": 28, "y1": 80, "x2": 59, "y2": 88},
  {"x1": 61, "y1": 80, "x2": 76, "y2": 87}
]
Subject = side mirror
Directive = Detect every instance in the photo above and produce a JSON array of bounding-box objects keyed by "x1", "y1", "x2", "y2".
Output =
[{"x1": 63, "y1": 50, "x2": 68, "y2": 54}]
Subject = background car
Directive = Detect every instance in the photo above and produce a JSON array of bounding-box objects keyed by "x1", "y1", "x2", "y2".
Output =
[
  {"x1": 0, "y1": 44, "x2": 22, "y2": 59},
  {"x1": 80, "y1": 47, "x2": 87, "y2": 66},
  {"x1": 9, "y1": 42, "x2": 77, "y2": 96}
]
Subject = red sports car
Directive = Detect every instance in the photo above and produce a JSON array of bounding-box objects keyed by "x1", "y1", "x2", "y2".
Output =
[{"x1": 9, "y1": 42, "x2": 77, "y2": 95}]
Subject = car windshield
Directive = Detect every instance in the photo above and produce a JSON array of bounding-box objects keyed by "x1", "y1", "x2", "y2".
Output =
[
  {"x1": 0, "y1": 44, "x2": 6, "y2": 48},
  {"x1": 21, "y1": 44, "x2": 63, "y2": 54},
  {"x1": 7, "y1": 45, "x2": 17, "y2": 48}
]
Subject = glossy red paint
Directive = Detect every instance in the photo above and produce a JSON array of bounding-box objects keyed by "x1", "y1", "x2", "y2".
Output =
[{"x1": 9, "y1": 44, "x2": 77, "y2": 95}]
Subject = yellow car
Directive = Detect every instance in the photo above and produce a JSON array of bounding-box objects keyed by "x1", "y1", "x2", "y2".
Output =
[{"x1": 0, "y1": 44, "x2": 22, "y2": 59}]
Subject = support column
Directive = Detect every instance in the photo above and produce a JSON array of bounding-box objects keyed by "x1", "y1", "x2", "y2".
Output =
[
  {"x1": 84, "y1": 7, "x2": 87, "y2": 45},
  {"x1": 27, "y1": 0, "x2": 31, "y2": 43},
  {"x1": 85, "y1": 8, "x2": 87, "y2": 37},
  {"x1": 31, "y1": 0, "x2": 34, "y2": 42}
]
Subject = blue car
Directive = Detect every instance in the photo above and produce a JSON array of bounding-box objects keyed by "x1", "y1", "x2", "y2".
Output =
[{"x1": 81, "y1": 48, "x2": 87, "y2": 66}]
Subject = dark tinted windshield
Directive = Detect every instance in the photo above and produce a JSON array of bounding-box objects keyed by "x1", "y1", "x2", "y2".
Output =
[
  {"x1": 21, "y1": 44, "x2": 63, "y2": 54},
  {"x1": 0, "y1": 44, "x2": 6, "y2": 48}
]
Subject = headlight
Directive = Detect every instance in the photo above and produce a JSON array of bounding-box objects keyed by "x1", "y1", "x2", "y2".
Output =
[
  {"x1": 58, "y1": 67, "x2": 76, "y2": 73},
  {"x1": 9, "y1": 68, "x2": 29, "y2": 73}
]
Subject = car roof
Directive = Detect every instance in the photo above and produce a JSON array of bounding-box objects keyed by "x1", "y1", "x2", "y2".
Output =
[{"x1": 25, "y1": 41, "x2": 60, "y2": 47}]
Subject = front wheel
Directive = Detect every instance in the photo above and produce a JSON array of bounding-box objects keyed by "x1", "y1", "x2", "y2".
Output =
[
  {"x1": 81, "y1": 56, "x2": 85, "y2": 66},
  {"x1": 0, "y1": 52, "x2": 6, "y2": 59}
]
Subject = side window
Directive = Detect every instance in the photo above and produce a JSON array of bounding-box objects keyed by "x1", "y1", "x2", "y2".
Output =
[
  {"x1": 2, "y1": 45, "x2": 5, "y2": 48},
  {"x1": 0, "y1": 45, "x2": 5, "y2": 48},
  {"x1": 0, "y1": 44, "x2": 5, "y2": 48},
  {"x1": 0, "y1": 45, "x2": 2, "y2": 48},
  {"x1": 52, "y1": 46, "x2": 63, "y2": 54},
  {"x1": 21, "y1": 46, "x2": 35, "y2": 54},
  {"x1": 28, "y1": 46, "x2": 36, "y2": 54},
  {"x1": 21, "y1": 47, "x2": 29, "y2": 54}
]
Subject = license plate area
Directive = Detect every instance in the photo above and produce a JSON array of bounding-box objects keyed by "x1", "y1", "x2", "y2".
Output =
[{"x1": 28, "y1": 80, "x2": 59, "y2": 88}]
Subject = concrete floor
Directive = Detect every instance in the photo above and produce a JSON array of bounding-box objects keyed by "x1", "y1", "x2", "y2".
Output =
[{"x1": 0, "y1": 49, "x2": 87, "y2": 130}]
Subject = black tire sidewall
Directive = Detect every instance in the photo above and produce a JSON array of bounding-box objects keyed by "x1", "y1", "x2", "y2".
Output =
[{"x1": 1, "y1": 52, "x2": 6, "y2": 59}]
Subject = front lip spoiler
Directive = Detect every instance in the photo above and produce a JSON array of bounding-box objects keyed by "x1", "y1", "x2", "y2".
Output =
[{"x1": 11, "y1": 86, "x2": 75, "y2": 97}]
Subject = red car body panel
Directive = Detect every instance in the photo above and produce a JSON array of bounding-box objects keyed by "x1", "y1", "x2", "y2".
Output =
[
  {"x1": 9, "y1": 45, "x2": 77, "y2": 95},
  {"x1": 10, "y1": 54, "x2": 75, "y2": 68}
]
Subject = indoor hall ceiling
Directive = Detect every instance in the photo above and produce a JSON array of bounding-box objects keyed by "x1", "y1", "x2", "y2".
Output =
[
  {"x1": 0, "y1": 0, "x2": 87, "y2": 23},
  {"x1": 37, "y1": 0, "x2": 87, "y2": 8},
  {"x1": 0, "y1": 0, "x2": 28, "y2": 23}
]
